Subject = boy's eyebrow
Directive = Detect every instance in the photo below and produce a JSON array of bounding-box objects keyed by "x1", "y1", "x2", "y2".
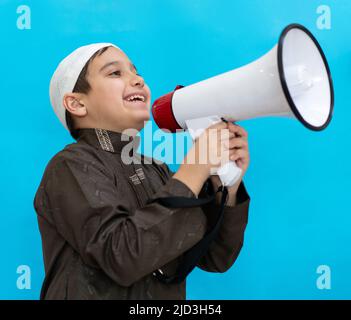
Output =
[{"x1": 99, "y1": 61, "x2": 138, "y2": 73}]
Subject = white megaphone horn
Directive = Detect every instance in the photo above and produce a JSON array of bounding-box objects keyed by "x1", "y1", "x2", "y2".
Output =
[{"x1": 152, "y1": 23, "x2": 334, "y2": 187}]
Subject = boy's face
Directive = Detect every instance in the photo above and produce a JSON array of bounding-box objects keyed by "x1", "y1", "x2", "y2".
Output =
[{"x1": 83, "y1": 46, "x2": 151, "y2": 132}]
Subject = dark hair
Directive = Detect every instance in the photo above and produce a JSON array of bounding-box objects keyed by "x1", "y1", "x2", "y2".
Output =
[{"x1": 66, "y1": 45, "x2": 112, "y2": 140}]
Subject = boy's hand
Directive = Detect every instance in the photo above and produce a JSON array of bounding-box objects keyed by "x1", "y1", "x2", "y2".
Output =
[
  {"x1": 173, "y1": 121, "x2": 237, "y2": 197},
  {"x1": 210, "y1": 122, "x2": 250, "y2": 206}
]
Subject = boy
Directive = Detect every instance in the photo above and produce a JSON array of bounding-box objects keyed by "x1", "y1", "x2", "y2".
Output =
[{"x1": 34, "y1": 43, "x2": 251, "y2": 299}]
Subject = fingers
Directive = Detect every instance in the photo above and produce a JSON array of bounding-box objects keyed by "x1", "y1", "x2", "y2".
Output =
[
  {"x1": 223, "y1": 137, "x2": 248, "y2": 150},
  {"x1": 227, "y1": 122, "x2": 248, "y2": 139},
  {"x1": 206, "y1": 122, "x2": 232, "y2": 141},
  {"x1": 219, "y1": 130, "x2": 235, "y2": 141},
  {"x1": 229, "y1": 148, "x2": 249, "y2": 162},
  {"x1": 207, "y1": 121, "x2": 248, "y2": 140}
]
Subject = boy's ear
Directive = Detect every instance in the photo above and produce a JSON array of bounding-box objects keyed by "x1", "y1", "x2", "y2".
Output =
[{"x1": 63, "y1": 93, "x2": 87, "y2": 117}]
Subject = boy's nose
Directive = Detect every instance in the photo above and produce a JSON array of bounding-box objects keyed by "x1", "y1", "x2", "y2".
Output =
[{"x1": 131, "y1": 74, "x2": 144, "y2": 87}]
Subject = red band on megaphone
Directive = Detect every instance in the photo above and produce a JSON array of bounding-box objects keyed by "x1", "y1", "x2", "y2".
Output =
[{"x1": 152, "y1": 85, "x2": 184, "y2": 132}]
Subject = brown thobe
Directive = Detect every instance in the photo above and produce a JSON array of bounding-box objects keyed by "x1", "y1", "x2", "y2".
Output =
[{"x1": 33, "y1": 128, "x2": 250, "y2": 299}]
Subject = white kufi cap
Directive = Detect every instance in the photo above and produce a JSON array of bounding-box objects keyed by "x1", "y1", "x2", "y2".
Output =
[{"x1": 49, "y1": 43, "x2": 120, "y2": 130}]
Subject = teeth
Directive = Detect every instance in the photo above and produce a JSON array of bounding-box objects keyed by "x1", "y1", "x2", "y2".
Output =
[{"x1": 126, "y1": 94, "x2": 145, "y2": 102}]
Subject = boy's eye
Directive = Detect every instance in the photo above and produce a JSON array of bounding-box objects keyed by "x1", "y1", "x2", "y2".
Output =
[
  {"x1": 109, "y1": 70, "x2": 142, "y2": 77},
  {"x1": 110, "y1": 70, "x2": 121, "y2": 76}
]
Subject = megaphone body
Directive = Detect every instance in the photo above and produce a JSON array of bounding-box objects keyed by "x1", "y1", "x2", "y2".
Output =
[{"x1": 152, "y1": 24, "x2": 334, "y2": 187}]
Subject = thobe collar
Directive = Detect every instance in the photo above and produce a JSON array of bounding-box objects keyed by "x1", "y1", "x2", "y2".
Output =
[{"x1": 76, "y1": 128, "x2": 141, "y2": 155}]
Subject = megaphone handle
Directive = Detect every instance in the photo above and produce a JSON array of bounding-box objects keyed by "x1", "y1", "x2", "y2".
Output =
[
  {"x1": 185, "y1": 116, "x2": 243, "y2": 187},
  {"x1": 215, "y1": 161, "x2": 243, "y2": 187}
]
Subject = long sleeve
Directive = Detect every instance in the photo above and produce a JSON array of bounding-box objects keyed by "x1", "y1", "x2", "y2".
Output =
[
  {"x1": 196, "y1": 178, "x2": 250, "y2": 272},
  {"x1": 162, "y1": 163, "x2": 250, "y2": 273},
  {"x1": 36, "y1": 156, "x2": 207, "y2": 287}
]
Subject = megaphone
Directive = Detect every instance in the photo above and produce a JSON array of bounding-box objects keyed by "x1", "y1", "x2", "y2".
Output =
[{"x1": 152, "y1": 23, "x2": 334, "y2": 187}]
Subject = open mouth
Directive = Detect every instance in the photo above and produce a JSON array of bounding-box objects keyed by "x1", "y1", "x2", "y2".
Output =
[
  {"x1": 124, "y1": 94, "x2": 148, "y2": 108},
  {"x1": 124, "y1": 94, "x2": 146, "y2": 102}
]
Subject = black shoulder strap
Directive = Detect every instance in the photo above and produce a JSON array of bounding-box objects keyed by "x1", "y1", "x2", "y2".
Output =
[{"x1": 149, "y1": 186, "x2": 228, "y2": 284}]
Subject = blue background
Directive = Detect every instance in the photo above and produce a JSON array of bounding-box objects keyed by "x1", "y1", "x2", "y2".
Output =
[{"x1": 0, "y1": 0, "x2": 349, "y2": 299}]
